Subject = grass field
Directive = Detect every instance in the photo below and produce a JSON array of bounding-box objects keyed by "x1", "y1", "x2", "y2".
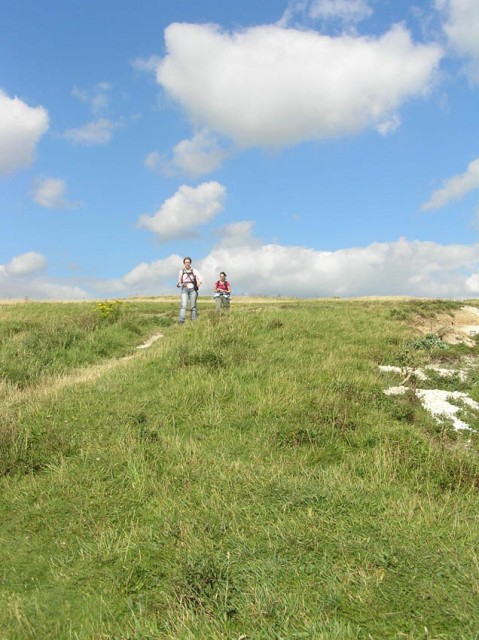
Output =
[{"x1": 1, "y1": 296, "x2": 479, "y2": 639}]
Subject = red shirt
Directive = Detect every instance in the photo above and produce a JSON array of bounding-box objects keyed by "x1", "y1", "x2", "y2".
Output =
[{"x1": 215, "y1": 280, "x2": 230, "y2": 292}]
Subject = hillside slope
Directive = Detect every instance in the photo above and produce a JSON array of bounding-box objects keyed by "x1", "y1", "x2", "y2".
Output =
[{"x1": 1, "y1": 298, "x2": 479, "y2": 639}]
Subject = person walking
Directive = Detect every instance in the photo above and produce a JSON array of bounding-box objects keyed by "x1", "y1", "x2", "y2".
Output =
[
  {"x1": 213, "y1": 271, "x2": 231, "y2": 312},
  {"x1": 177, "y1": 257, "x2": 202, "y2": 323}
]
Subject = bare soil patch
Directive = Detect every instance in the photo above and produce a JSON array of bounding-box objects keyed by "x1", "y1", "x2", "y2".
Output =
[
  {"x1": 413, "y1": 305, "x2": 479, "y2": 347},
  {"x1": 381, "y1": 306, "x2": 479, "y2": 432}
]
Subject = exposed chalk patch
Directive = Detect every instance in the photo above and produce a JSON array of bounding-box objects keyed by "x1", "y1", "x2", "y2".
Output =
[
  {"x1": 416, "y1": 389, "x2": 479, "y2": 431},
  {"x1": 379, "y1": 365, "x2": 428, "y2": 380},
  {"x1": 381, "y1": 362, "x2": 479, "y2": 431}
]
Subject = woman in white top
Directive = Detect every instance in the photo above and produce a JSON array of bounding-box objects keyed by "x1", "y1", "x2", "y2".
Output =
[{"x1": 176, "y1": 257, "x2": 203, "y2": 323}]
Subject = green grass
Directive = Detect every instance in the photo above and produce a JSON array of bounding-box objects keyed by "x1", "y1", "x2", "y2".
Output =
[
  {"x1": 1, "y1": 297, "x2": 479, "y2": 639},
  {"x1": 0, "y1": 300, "x2": 177, "y2": 389}
]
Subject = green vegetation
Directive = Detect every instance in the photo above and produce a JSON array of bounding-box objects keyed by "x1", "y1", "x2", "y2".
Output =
[
  {"x1": 0, "y1": 300, "x2": 177, "y2": 388},
  {"x1": 1, "y1": 297, "x2": 479, "y2": 639},
  {"x1": 410, "y1": 333, "x2": 448, "y2": 351}
]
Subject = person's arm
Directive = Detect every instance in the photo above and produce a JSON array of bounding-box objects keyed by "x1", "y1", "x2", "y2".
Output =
[
  {"x1": 225, "y1": 281, "x2": 231, "y2": 293},
  {"x1": 176, "y1": 270, "x2": 183, "y2": 287},
  {"x1": 194, "y1": 269, "x2": 203, "y2": 289}
]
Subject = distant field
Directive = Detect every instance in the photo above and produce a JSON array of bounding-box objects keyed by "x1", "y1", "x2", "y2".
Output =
[
  {"x1": 0, "y1": 294, "x2": 421, "y2": 304},
  {"x1": 1, "y1": 297, "x2": 479, "y2": 639}
]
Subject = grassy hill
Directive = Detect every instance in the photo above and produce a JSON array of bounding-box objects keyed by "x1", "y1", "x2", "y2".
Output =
[{"x1": 1, "y1": 297, "x2": 479, "y2": 639}]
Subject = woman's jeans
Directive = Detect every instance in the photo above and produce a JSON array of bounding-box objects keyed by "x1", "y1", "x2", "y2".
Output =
[{"x1": 179, "y1": 287, "x2": 198, "y2": 322}]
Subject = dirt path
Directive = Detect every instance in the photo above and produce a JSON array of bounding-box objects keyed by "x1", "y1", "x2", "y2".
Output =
[{"x1": 1, "y1": 332, "x2": 165, "y2": 408}]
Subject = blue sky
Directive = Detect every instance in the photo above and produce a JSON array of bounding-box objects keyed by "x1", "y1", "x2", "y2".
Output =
[{"x1": 1, "y1": 0, "x2": 479, "y2": 299}]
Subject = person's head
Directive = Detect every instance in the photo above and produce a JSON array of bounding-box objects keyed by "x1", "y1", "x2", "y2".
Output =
[
  {"x1": 219, "y1": 272, "x2": 226, "y2": 280},
  {"x1": 183, "y1": 257, "x2": 192, "y2": 268}
]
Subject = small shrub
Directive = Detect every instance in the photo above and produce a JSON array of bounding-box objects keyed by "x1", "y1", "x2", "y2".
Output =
[
  {"x1": 94, "y1": 300, "x2": 123, "y2": 322},
  {"x1": 410, "y1": 333, "x2": 448, "y2": 351}
]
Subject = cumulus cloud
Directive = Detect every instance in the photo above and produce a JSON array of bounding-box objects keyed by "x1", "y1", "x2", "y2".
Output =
[
  {"x1": 168, "y1": 130, "x2": 230, "y2": 177},
  {"x1": 32, "y1": 177, "x2": 81, "y2": 209},
  {"x1": 421, "y1": 157, "x2": 479, "y2": 210},
  {"x1": 196, "y1": 235, "x2": 479, "y2": 298},
  {"x1": 96, "y1": 254, "x2": 182, "y2": 295},
  {"x1": 154, "y1": 22, "x2": 442, "y2": 148},
  {"x1": 5, "y1": 252, "x2": 46, "y2": 275},
  {"x1": 63, "y1": 118, "x2": 119, "y2": 145},
  {"x1": 206, "y1": 237, "x2": 479, "y2": 298},
  {"x1": 465, "y1": 273, "x2": 479, "y2": 293},
  {"x1": 212, "y1": 221, "x2": 259, "y2": 248},
  {"x1": 4, "y1": 238, "x2": 479, "y2": 301},
  {"x1": 437, "y1": 0, "x2": 479, "y2": 81},
  {"x1": 0, "y1": 90, "x2": 49, "y2": 175},
  {"x1": 145, "y1": 131, "x2": 229, "y2": 177},
  {"x1": 93, "y1": 232, "x2": 479, "y2": 300},
  {"x1": 137, "y1": 181, "x2": 226, "y2": 241},
  {"x1": 0, "y1": 251, "x2": 88, "y2": 300}
]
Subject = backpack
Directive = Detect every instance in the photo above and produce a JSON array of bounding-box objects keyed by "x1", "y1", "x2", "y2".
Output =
[{"x1": 182, "y1": 269, "x2": 198, "y2": 291}]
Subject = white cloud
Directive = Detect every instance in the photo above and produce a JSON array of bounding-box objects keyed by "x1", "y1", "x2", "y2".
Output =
[
  {"x1": 137, "y1": 181, "x2": 226, "y2": 241},
  {"x1": 465, "y1": 273, "x2": 479, "y2": 293},
  {"x1": 5, "y1": 252, "x2": 46, "y2": 275},
  {"x1": 32, "y1": 177, "x2": 81, "y2": 210},
  {"x1": 308, "y1": 0, "x2": 373, "y2": 23},
  {"x1": 131, "y1": 55, "x2": 162, "y2": 74},
  {"x1": 0, "y1": 90, "x2": 49, "y2": 175},
  {"x1": 155, "y1": 22, "x2": 442, "y2": 148},
  {"x1": 63, "y1": 118, "x2": 118, "y2": 145},
  {"x1": 144, "y1": 151, "x2": 161, "y2": 171},
  {"x1": 101, "y1": 254, "x2": 182, "y2": 294},
  {"x1": 198, "y1": 236, "x2": 479, "y2": 298},
  {"x1": 376, "y1": 114, "x2": 401, "y2": 135},
  {"x1": 437, "y1": 0, "x2": 479, "y2": 81},
  {"x1": 168, "y1": 130, "x2": 230, "y2": 177},
  {"x1": 64, "y1": 83, "x2": 121, "y2": 146},
  {"x1": 212, "y1": 221, "x2": 259, "y2": 248},
  {"x1": 71, "y1": 82, "x2": 111, "y2": 115},
  {"x1": 94, "y1": 232, "x2": 479, "y2": 300},
  {"x1": 421, "y1": 157, "x2": 479, "y2": 210},
  {"x1": 278, "y1": 0, "x2": 372, "y2": 28},
  {"x1": 0, "y1": 252, "x2": 88, "y2": 300},
  {"x1": 146, "y1": 131, "x2": 229, "y2": 177},
  {"x1": 277, "y1": 0, "x2": 307, "y2": 28}
]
